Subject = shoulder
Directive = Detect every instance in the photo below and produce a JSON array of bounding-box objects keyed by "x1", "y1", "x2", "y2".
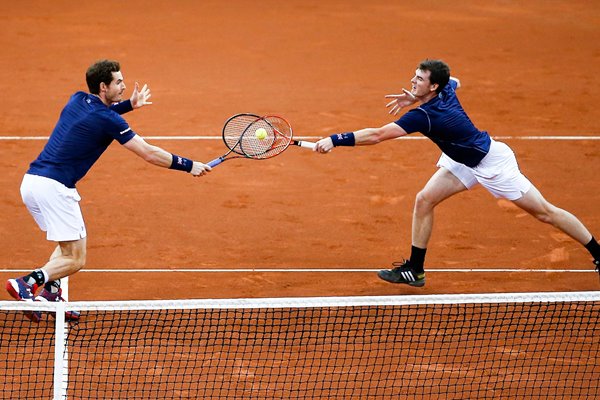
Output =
[
  {"x1": 441, "y1": 78, "x2": 460, "y2": 96},
  {"x1": 436, "y1": 78, "x2": 461, "y2": 102},
  {"x1": 450, "y1": 77, "x2": 461, "y2": 89},
  {"x1": 85, "y1": 99, "x2": 128, "y2": 130},
  {"x1": 395, "y1": 107, "x2": 431, "y2": 134}
]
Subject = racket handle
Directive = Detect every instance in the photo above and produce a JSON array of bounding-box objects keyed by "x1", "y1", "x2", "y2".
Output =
[
  {"x1": 294, "y1": 140, "x2": 316, "y2": 150},
  {"x1": 207, "y1": 157, "x2": 223, "y2": 168}
]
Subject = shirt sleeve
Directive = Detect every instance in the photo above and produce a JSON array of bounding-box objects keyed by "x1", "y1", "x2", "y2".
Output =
[
  {"x1": 109, "y1": 100, "x2": 133, "y2": 115},
  {"x1": 394, "y1": 108, "x2": 430, "y2": 135},
  {"x1": 105, "y1": 112, "x2": 136, "y2": 144}
]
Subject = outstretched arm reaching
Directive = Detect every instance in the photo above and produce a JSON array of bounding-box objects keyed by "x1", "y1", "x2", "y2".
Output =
[
  {"x1": 123, "y1": 135, "x2": 211, "y2": 177},
  {"x1": 314, "y1": 122, "x2": 407, "y2": 153}
]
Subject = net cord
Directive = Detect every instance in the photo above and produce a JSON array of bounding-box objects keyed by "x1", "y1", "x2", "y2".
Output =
[{"x1": 2, "y1": 291, "x2": 600, "y2": 313}]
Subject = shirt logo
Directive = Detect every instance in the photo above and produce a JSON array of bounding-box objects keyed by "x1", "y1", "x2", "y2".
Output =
[{"x1": 120, "y1": 127, "x2": 131, "y2": 135}]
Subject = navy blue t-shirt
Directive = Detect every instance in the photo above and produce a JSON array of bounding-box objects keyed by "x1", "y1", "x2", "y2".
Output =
[
  {"x1": 28, "y1": 92, "x2": 136, "y2": 188},
  {"x1": 395, "y1": 79, "x2": 491, "y2": 167}
]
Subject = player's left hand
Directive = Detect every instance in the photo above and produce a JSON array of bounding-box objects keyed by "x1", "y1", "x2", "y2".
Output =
[
  {"x1": 385, "y1": 88, "x2": 416, "y2": 115},
  {"x1": 314, "y1": 137, "x2": 333, "y2": 153},
  {"x1": 130, "y1": 82, "x2": 153, "y2": 109}
]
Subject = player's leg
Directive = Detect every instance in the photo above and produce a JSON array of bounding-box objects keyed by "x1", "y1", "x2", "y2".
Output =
[
  {"x1": 512, "y1": 185, "x2": 600, "y2": 268},
  {"x1": 34, "y1": 241, "x2": 84, "y2": 320},
  {"x1": 15, "y1": 238, "x2": 87, "y2": 296},
  {"x1": 474, "y1": 140, "x2": 600, "y2": 270},
  {"x1": 378, "y1": 166, "x2": 469, "y2": 286},
  {"x1": 6, "y1": 174, "x2": 86, "y2": 321},
  {"x1": 6, "y1": 239, "x2": 86, "y2": 322},
  {"x1": 412, "y1": 167, "x2": 469, "y2": 248},
  {"x1": 42, "y1": 238, "x2": 87, "y2": 281}
]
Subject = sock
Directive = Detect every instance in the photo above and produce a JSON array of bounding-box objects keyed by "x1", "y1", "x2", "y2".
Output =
[
  {"x1": 409, "y1": 246, "x2": 427, "y2": 273},
  {"x1": 44, "y1": 280, "x2": 61, "y2": 294},
  {"x1": 23, "y1": 269, "x2": 48, "y2": 287},
  {"x1": 585, "y1": 237, "x2": 600, "y2": 261}
]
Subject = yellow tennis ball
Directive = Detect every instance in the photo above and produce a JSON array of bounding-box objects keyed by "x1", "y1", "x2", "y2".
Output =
[{"x1": 255, "y1": 128, "x2": 268, "y2": 140}]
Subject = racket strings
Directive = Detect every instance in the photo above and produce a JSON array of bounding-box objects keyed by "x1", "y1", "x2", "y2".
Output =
[
  {"x1": 222, "y1": 114, "x2": 293, "y2": 160},
  {"x1": 240, "y1": 119, "x2": 277, "y2": 157},
  {"x1": 252, "y1": 116, "x2": 292, "y2": 159}
]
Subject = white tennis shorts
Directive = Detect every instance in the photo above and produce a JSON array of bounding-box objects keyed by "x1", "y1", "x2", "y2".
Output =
[
  {"x1": 20, "y1": 174, "x2": 87, "y2": 242},
  {"x1": 437, "y1": 139, "x2": 532, "y2": 200}
]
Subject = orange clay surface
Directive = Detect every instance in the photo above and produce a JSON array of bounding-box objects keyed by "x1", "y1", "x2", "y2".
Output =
[{"x1": 0, "y1": 1, "x2": 599, "y2": 301}]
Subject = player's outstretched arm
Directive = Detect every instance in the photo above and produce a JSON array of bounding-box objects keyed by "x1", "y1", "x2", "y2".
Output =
[
  {"x1": 130, "y1": 82, "x2": 153, "y2": 109},
  {"x1": 314, "y1": 123, "x2": 407, "y2": 153},
  {"x1": 123, "y1": 135, "x2": 211, "y2": 177}
]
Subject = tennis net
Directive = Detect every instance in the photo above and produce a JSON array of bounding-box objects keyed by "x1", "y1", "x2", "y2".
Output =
[{"x1": 1, "y1": 291, "x2": 599, "y2": 399}]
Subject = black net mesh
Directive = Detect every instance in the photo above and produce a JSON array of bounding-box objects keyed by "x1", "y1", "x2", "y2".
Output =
[{"x1": 2, "y1": 299, "x2": 600, "y2": 399}]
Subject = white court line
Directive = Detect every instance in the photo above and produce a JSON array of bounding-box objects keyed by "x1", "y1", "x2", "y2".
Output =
[
  {"x1": 0, "y1": 268, "x2": 594, "y2": 273},
  {"x1": 0, "y1": 135, "x2": 599, "y2": 141}
]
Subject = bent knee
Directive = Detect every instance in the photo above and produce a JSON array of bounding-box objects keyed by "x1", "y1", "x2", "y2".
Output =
[
  {"x1": 414, "y1": 190, "x2": 436, "y2": 212},
  {"x1": 533, "y1": 212, "x2": 553, "y2": 224},
  {"x1": 71, "y1": 253, "x2": 86, "y2": 271},
  {"x1": 531, "y1": 205, "x2": 562, "y2": 224}
]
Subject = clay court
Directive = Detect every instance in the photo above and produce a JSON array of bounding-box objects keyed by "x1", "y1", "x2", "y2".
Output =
[
  {"x1": 1, "y1": 2, "x2": 599, "y2": 399},
  {"x1": 1, "y1": 1, "x2": 598, "y2": 300}
]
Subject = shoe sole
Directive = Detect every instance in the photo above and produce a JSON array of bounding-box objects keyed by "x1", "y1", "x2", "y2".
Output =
[
  {"x1": 377, "y1": 271, "x2": 425, "y2": 287},
  {"x1": 6, "y1": 280, "x2": 42, "y2": 323}
]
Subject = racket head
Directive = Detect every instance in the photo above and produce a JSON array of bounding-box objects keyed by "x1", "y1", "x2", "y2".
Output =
[{"x1": 222, "y1": 113, "x2": 293, "y2": 160}]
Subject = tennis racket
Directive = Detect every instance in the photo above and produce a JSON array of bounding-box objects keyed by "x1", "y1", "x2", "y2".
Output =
[
  {"x1": 207, "y1": 113, "x2": 315, "y2": 167},
  {"x1": 263, "y1": 114, "x2": 316, "y2": 151}
]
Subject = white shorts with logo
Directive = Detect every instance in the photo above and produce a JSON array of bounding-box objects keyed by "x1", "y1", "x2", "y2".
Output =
[
  {"x1": 436, "y1": 139, "x2": 532, "y2": 201},
  {"x1": 20, "y1": 174, "x2": 87, "y2": 242}
]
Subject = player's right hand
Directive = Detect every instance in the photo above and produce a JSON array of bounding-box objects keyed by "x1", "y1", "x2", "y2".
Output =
[
  {"x1": 314, "y1": 137, "x2": 333, "y2": 153},
  {"x1": 191, "y1": 161, "x2": 211, "y2": 177}
]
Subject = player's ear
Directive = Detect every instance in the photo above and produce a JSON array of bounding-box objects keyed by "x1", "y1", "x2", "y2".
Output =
[
  {"x1": 430, "y1": 83, "x2": 439, "y2": 93},
  {"x1": 99, "y1": 82, "x2": 107, "y2": 93}
]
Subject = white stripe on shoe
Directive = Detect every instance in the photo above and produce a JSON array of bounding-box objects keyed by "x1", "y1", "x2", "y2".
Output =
[{"x1": 401, "y1": 270, "x2": 415, "y2": 282}]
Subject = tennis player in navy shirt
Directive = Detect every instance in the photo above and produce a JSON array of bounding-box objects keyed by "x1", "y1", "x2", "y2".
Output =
[
  {"x1": 6, "y1": 60, "x2": 211, "y2": 321},
  {"x1": 315, "y1": 59, "x2": 600, "y2": 287}
]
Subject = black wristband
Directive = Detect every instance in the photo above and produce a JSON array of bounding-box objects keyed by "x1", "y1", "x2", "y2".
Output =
[
  {"x1": 170, "y1": 154, "x2": 193, "y2": 172},
  {"x1": 109, "y1": 100, "x2": 133, "y2": 115},
  {"x1": 330, "y1": 132, "x2": 355, "y2": 147}
]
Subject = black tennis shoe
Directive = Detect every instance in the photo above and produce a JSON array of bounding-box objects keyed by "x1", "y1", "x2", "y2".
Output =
[{"x1": 377, "y1": 260, "x2": 425, "y2": 287}]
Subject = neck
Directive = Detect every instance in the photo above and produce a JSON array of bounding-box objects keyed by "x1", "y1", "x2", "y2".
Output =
[
  {"x1": 91, "y1": 93, "x2": 110, "y2": 106},
  {"x1": 418, "y1": 91, "x2": 438, "y2": 104}
]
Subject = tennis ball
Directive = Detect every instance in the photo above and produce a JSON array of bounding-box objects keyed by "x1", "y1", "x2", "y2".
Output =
[{"x1": 255, "y1": 128, "x2": 268, "y2": 140}]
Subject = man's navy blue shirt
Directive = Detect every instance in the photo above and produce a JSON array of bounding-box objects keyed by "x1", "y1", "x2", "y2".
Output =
[
  {"x1": 28, "y1": 92, "x2": 136, "y2": 188},
  {"x1": 395, "y1": 79, "x2": 491, "y2": 167}
]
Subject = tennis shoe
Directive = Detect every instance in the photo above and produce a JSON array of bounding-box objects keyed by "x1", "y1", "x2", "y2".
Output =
[
  {"x1": 35, "y1": 288, "x2": 80, "y2": 321},
  {"x1": 377, "y1": 260, "x2": 425, "y2": 287},
  {"x1": 6, "y1": 278, "x2": 42, "y2": 323}
]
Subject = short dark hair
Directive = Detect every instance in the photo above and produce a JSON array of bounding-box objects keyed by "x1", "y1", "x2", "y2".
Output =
[
  {"x1": 418, "y1": 59, "x2": 450, "y2": 94},
  {"x1": 86, "y1": 59, "x2": 120, "y2": 94}
]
